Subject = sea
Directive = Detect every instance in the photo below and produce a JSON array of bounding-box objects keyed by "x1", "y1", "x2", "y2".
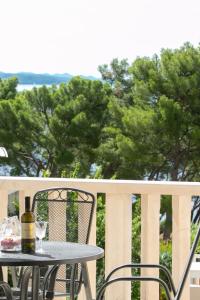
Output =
[{"x1": 17, "y1": 84, "x2": 52, "y2": 92}]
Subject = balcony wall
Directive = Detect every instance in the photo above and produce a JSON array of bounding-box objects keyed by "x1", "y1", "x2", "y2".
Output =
[{"x1": 0, "y1": 177, "x2": 199, "y2": 300}]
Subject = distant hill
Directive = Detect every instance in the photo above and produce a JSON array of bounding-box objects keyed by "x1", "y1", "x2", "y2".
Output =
[{"x1": 0, "y1": 72, "x2": 98, "y2": 85}]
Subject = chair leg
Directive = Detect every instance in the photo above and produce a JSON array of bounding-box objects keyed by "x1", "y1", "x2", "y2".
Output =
[
  {"x1": 20, "y1": 266, "x2": 32, "y2": 300},
  {"x1": 81, "y1": 263, "x2": 93, "y2": 300},
  {"x1": 0, "y1": 281, "x2": 13, "y2": 300},
  {"x1": 70, "y1": 264, "x2": 78, "y2": 300},
  {"x1": 44, "y1": 265, "x2": 59, "y2": 300},
  {"x1": 10, "y1": 267, "x2": 18, "y2": 288}
]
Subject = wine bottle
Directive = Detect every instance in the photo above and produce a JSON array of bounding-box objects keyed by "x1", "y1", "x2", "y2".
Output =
[{"x1": 21, "y1": 196, "x2": 36, "y2": 253}]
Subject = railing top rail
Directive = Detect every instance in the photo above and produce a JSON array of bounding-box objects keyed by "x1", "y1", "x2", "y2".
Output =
[{"x1": 0, "y1": 176, "x2": 200, "y2": 195}]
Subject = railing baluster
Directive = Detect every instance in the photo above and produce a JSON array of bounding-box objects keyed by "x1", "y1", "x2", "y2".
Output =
[
  {"x1": 141, "y1": 193, "x2": 160, "y2": 300},
  {"x1": 78, "y1": 192, "x2": 97, "y2": 300},
  {"x1": 0, "y1": 189, "x2": 8, "y2": 222},
  {"x1": 105, "y1": 193, "x2": 132, "y2": 300},
  {"x1": 172, "y1": 195, "x2": 191, "y2": 300}
]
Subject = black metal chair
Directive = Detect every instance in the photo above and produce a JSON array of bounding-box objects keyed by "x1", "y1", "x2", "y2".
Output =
[
  {"x1": 33, "y1": 187, "x2": 95, "y2": 300},
  {"x1": 13, "y1": 187, "x2": 95, "y2": 300},
  {"x1": 96, "y1": 222, "x2": 200, "y2": 300}
]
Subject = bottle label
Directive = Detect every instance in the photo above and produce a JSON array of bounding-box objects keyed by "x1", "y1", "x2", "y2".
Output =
[{"x1": 21, "y1": 223, "x2": 36, "y2": 239}]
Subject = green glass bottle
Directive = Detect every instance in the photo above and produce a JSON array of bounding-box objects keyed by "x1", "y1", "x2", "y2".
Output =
[{"x1": 21, "y1": 196, "x2": 36, "y2": 254}]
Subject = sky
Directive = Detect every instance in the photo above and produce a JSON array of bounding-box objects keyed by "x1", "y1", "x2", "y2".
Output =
[{"x1": 0, "y1": 0, "x2": 200, "y2": 77}]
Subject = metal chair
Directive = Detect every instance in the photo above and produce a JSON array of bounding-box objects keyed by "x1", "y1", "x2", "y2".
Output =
[
  {"x1": 97, "y1": 222, "x2": 200, "y2": 300},
  {"x1": 32, "y1": 187, "x2": 96, "y2": 300}
]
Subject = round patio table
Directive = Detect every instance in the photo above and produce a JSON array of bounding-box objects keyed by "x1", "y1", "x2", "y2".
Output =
[{"x1": 0, "y1": 241, "x2": 104, "y2": 300}]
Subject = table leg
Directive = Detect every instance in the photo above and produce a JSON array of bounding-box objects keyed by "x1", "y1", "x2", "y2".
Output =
[
  {"x1": 81, "y1": 262, "x2": 93, "y2": 300},
  {"x1": 32, "y1": 266, "x2": 40, "y2": 300},
  {"x1": 20, "y1": 267, "x2": 32, "y2": 300}
]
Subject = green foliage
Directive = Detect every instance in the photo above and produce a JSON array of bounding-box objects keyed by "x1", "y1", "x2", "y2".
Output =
[
  {"x1": 0, "y1": 77, "x2": 18, "y2": 100},
  {"x1": 98, "y1": 58, "x2": 132, "y2": 102},
  {"x1": 96, "y1": 194, "x2": 106, "y2": 289},
  {"x1": 160, "y1": 240, "x2": 172, "y2": 300},
  {"x1": 0, "y1": 77, "x2": 111, "y2": 177},
  {"x1": 160, "y1": 196, "x2": 172, "y2": 240},
  {"x1": 160, "y1": 240, "x2": 172, "y2": 274},
  {"x1": 131, "y1": 198, "x2": 141, "y2": 299},
  {"x1": 132, "y1": 198, "x2": 141, "y2": 262},
  {"x1": 191, "y1": 223, "x2": 200, "y2": 254},
  {"x1": 0, "y1": 96, "x2": 44, "y2": 176},
  {"x1": 98, "y1": 43, "x2": 200, "y2": 181}
]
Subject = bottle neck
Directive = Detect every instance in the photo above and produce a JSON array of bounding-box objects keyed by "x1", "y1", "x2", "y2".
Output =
[{"x1": 25, "y1": 197, "x2": 31, "y2": 212}]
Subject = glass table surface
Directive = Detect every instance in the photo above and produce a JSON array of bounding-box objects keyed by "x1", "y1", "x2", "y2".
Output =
[{"x1": 0, "y1": 241, "x2": 104, "y2": 266}]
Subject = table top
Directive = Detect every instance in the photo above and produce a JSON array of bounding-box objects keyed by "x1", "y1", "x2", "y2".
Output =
[{"x1": 0, "y1": 241, "x2": 104, "y2": 266}]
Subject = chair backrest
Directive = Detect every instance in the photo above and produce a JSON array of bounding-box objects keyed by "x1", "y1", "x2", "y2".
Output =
[
  {"x1": 32, "y1": 187, "x2": 96, "y2": 296},
  {"x1": 32, "y1": 187, "x2": 95, "y2": 244}
]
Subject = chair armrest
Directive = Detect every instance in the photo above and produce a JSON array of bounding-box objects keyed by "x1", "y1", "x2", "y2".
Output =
[
  {"x1": 105, "y1": 263, "x2": 176, "y2": 296},
  {"x1": 97, "y1": 276, "x2": 172, "y2": 300}
]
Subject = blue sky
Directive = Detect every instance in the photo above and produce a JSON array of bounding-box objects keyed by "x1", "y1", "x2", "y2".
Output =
[{"x1": 0, "y1": 0, "x2": 199, "y2": 76}]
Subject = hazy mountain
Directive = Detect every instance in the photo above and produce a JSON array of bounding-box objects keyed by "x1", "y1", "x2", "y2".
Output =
[{"x1": 0, "y1": 72, "x2": 98, "y2": 84}]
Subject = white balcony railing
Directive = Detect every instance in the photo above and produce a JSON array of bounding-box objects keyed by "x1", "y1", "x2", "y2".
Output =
[{"x1": 0, "y1": 177, "x2": 199, "y2": 300}]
